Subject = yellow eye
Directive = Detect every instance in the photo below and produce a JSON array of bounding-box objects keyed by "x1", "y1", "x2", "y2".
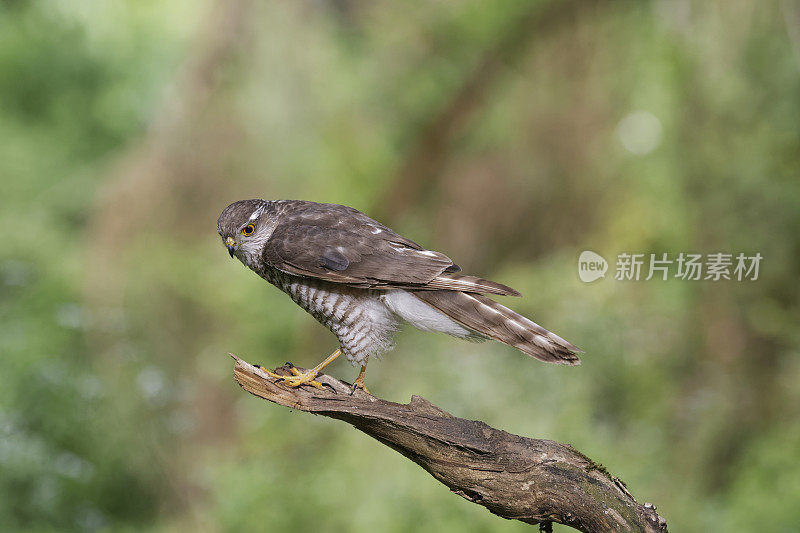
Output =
[{"x1": 242, "y1": 224, "x2": 255, "y2": 236}]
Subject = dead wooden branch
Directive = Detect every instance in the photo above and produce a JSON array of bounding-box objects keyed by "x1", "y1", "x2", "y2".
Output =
[{"x1": 230, "y1": 354, "x2": 667, "y2": 533}]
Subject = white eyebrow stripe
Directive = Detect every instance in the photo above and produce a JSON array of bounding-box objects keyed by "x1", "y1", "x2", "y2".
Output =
[{"x1": 248, "y1": 205, "x2": 265, "y2": 221}]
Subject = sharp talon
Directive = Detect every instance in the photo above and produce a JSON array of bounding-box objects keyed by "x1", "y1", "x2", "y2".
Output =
[
  {"x1": 322, "y1": 382, "x2": 337, "y2": 394},
  {"x1": 285, "y1": 361, "x2": 294, "y2": 368},
  {"x1": 253, "y1": 364, "x2": 261, "y2": 368},
  {"x1": 350, "y1": 381, "x2": 370, "y2": 395}
]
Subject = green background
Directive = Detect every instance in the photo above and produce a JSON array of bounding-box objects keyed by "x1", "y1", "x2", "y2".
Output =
[{"x1": 2, "y1": 1, "x2": 799, "y2": 531}]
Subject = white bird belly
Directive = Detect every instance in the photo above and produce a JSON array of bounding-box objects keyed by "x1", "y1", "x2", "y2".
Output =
[{"x1": 381, "y1": 290, "x2": 474, "y2": 338}]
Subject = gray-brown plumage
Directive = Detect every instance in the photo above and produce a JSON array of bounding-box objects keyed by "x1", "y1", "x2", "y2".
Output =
[{"x1": 217, "y1": 199, "x2": 580, "y2": 386}]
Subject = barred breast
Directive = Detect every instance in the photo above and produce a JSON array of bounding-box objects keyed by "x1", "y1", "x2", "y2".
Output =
[{"x1": 260, "y1": 268, "x2": 398, "y2": 366}]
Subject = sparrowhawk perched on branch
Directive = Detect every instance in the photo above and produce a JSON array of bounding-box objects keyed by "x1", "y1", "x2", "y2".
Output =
[{"x1": 217, "y1": 199, "x2": 580, "y2": 391}]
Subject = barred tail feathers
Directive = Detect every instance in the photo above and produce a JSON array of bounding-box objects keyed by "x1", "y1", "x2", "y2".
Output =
[{"x1": 412, "y1": 290, "x2": 581, "y2": 365}]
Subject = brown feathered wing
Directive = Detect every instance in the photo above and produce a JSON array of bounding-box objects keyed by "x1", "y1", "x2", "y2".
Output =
[{"x1": 262, "y1": 202, "x2": 518, "y2": 295}]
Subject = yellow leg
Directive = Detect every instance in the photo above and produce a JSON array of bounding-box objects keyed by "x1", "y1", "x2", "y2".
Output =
[
  {"x1": 264, "y1": 348, "x2": 341, "y2": 390},
  {"x1": 351, "y1": 365, "x2": 370, "y2": 395}
]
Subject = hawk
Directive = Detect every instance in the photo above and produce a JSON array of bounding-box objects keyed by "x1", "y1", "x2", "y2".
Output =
[{"x1": 217, "y1": 199, "x2": 580, "y2": 391}]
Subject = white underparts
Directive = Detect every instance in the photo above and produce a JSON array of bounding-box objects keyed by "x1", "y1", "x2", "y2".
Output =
[{"x1": 381, "y1": 290, "x2": 474, "y2": 338}]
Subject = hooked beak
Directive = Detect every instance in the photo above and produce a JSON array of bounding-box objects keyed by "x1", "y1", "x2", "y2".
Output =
[{"x1": 225, "y1": 236, "x2": 236, "y2": 257}]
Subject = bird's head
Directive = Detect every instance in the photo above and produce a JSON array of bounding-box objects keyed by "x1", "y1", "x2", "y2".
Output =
[{"x1": 217, "y1": 199, "x2": 274, "y2": 267}]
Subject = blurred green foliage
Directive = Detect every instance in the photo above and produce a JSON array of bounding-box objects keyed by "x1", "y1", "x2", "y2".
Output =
[{"x1": 1, "y1": 1, "x2": 799, "y2": 531}]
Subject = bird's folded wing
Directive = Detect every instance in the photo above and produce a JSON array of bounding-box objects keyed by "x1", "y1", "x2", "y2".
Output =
[
  {"x1": 261, "y1": 201, "x2": 520, "y2": 296},
  {"x1": 262, "y1": 221, "x2": 456, "y2": 287}
]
